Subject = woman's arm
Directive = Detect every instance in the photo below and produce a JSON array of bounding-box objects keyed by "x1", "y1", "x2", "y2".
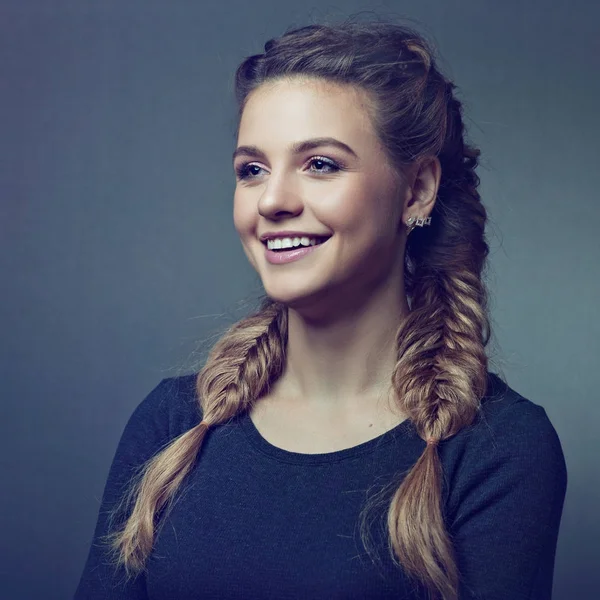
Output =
[
  {"x1": 447, "y1": 399, "x2": 568, "y2": 599},
  {"x1": 73, "y1": 378, "x2": 182, "y2": 599}
]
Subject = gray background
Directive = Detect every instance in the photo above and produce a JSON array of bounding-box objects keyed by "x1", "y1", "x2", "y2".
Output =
[{"x1": 1, "y1": 1, "x2": 598, "y2": 598}]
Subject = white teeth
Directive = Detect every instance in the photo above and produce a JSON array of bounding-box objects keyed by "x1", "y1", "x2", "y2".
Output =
[{"x1": 267, "y1": 236, "x2": 322, "y2": 250}]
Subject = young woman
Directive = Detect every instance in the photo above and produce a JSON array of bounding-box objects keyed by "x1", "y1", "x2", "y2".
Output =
[{"x1": 74, "y1": 20, "x2": 567, "y2": 600}]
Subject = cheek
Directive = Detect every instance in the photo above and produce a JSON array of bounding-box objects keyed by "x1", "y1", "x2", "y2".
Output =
[
  {"x1": 327, "y1": 191, "x2": 401, "y2": 259},
  {"x1": 320, "y1": 181, "x2": 385, "y2": 235},
  {"x1": 315, "y1": 183, "x2": 366, "y2": 230},
  {"x1": 232, "y1": 194, "x2": 254, "y2": 235}
]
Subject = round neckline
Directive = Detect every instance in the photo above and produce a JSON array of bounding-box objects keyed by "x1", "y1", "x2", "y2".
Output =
[{"x1": 238, "y1": 409, "x2": 415, "y2": 465}]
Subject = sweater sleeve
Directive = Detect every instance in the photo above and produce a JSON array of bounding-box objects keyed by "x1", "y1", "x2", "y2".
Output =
[
  {"x1": 73, "y1": 377, "x2": 198, "y2": 599},
  {"x1": 446, "y1": 398, "x2": 568, "y2": 600}
]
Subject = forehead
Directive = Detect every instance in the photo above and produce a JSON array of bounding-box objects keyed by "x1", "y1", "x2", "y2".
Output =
[{"x1": 237, "y1": 77, "x2": 379, "y2": 148}]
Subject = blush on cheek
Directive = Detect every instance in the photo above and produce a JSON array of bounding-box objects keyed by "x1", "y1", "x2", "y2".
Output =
[{"x1": 232, "y1": 208, "x2": 256, "y2": 240}]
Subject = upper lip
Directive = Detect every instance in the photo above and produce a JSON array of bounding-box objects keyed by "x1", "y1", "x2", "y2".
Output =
[{"x1": 259, "y1": 230, "x2": 331, "y2": 242}]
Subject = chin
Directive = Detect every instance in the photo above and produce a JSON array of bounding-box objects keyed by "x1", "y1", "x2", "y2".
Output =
[
  {"x1": 261, "y1": 281, "x2": 322, "y2": 307},
  {"x1": 263, "y1": 283, "x2": 347, "y2": 321},
  {"x1": 262, "y1": 285, "x2": 311, "y2": 305}
]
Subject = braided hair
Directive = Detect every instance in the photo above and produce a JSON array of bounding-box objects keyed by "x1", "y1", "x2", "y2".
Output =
[{"x1": 106, "y1": 19, "x2": 493, "y2": 600}]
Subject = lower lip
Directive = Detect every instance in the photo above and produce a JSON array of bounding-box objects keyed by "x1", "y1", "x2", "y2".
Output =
[{"x1": 264, "y1": 239, "x2": 329, "y2": 264}]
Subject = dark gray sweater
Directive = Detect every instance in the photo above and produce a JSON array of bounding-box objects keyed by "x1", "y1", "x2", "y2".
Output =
[{"x1": 74, "y1": 371, "x2": 567, "y2": 599}]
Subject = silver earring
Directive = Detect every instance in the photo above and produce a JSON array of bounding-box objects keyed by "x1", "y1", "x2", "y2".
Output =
[{"x1": 406, "y1": 215, "x2": 432, "y2": 233}]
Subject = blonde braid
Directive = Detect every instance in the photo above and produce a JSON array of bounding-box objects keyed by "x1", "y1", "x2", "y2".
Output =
[
  {"x1": 196, "y1": 298, "x2": 287, "y2": 425},
  {"x1": 105, "y1": 297, "x2": 287, "y2": 575},
  {"x1": 354, "y1": 265, "x2": 489, "y2": 600}
]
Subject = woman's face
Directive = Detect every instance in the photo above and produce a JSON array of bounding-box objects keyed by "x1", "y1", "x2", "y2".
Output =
[{"x1": 232, "y1": 77, "x2": 412, "y2": 313}]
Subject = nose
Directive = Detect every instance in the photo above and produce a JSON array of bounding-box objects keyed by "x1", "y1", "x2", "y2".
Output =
[{"x1": 257, "y1": 171, "x2": 304, "y2": 220}]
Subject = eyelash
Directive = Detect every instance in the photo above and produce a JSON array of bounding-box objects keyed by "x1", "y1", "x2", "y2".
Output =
[{"x1": 235, "y1": 156, "x2": 344, "y2": 181}]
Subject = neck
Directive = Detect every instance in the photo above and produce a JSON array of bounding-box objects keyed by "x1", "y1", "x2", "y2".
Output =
[{"x1": 273, "y1": 279, "x2": 410, "y2": 414}]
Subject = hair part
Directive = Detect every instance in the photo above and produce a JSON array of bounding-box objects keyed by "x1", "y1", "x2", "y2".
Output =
[{"x1": 105, "y1": 17, "x2": 494, "y2": 600}]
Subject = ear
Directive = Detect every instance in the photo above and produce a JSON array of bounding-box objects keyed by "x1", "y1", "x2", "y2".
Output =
[{"x1": 402, "y1": 155, "x2": 441, "y2": 223}]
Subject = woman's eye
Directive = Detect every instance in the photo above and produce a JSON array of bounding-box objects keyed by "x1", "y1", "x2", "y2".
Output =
[
  {"x1": 235, "y1": 164, "x2": 264, "y2": 179},
  {"x1": 307, "y1": 157, "x2": 340, "y2": 174},
  {"x1": 235, "y1": 157, "x2": 342, "y2": 181}
]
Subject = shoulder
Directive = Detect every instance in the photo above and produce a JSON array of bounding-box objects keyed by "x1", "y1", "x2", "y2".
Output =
[
  {"x1": 120, "y1": 372, "x2": 203, "y2": 456},
  {"x1": 443, "y1": 371, "x2": 568, "y2": 511},
  {"x1": 469, "y1": 372, "x2": 564, "y2": 456},
  {"x1": 446, "y1": 371, "x2": 565, "y2": 454},
  {"x1": 90, "y1": 373, "x2": 203, "y2": 521},
  {"x1": 440, "y1": 373, "x2": 568, "y2": 597}
]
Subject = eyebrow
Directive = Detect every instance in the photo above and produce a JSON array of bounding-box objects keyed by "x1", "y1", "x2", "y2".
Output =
[{"x1": 232, "y1": 136, "x2": 358, "y2": 162}]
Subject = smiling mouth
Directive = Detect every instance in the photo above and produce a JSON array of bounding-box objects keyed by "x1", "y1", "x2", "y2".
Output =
[{"x1": 265, "y1": 238, "x2": 330, "y2": 252}]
